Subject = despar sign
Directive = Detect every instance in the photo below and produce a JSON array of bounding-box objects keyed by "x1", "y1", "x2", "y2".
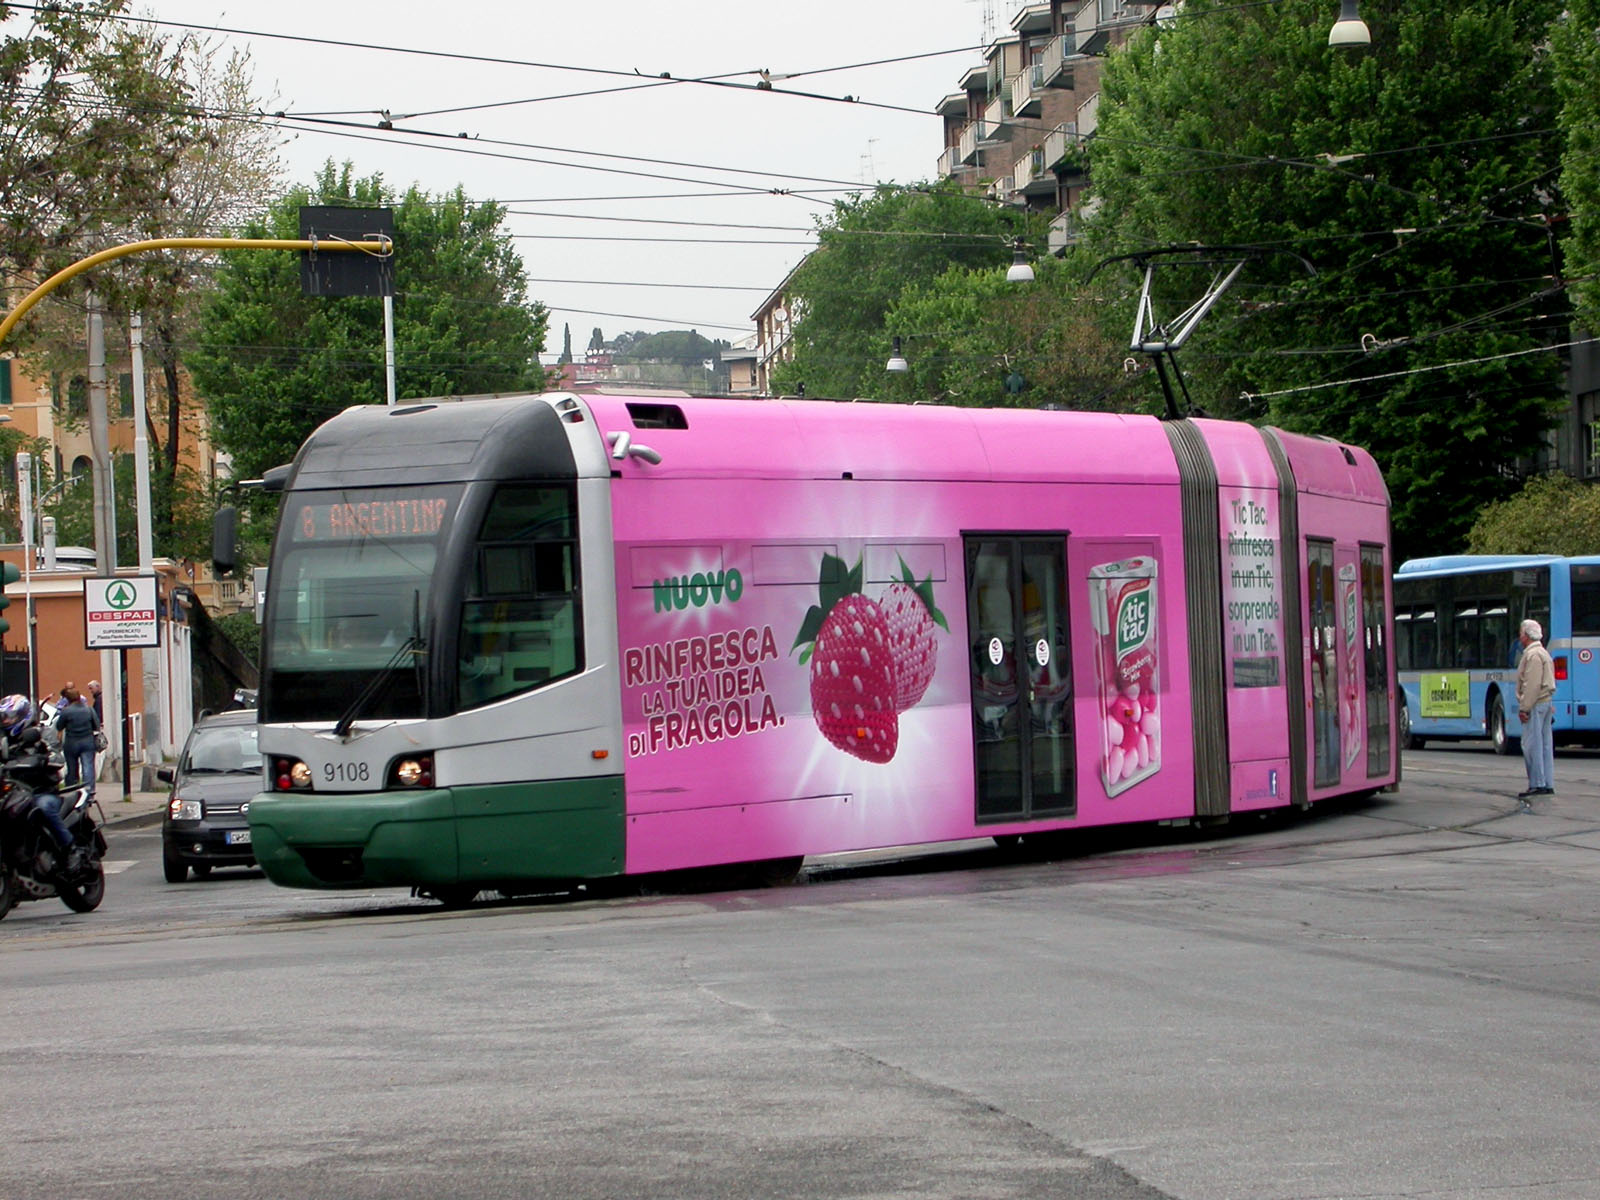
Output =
[{"x1": 83, "y1": 576, "x2": 161, "y2": 649}]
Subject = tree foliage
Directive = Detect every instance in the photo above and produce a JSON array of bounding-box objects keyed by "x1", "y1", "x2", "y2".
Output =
[
  {"x1": 189, "y1": 162, "x2": 549, "y2": 478},
  {"x1": 771, "y1": 184, "x2": 1039, "y2": 399},
  {"x1": 882, "y1": 256, "x2": 1130, "y2": 408},
  {"x1": 44, "y1": 452, "x2": 218, "y2": 565},
  {"x1": 1084, "y1": 0, "x2": 1567, "y2": 557},
  {"x1": 1467, "y1": 474, "x2": 1600, "y2": 554},
  {"x1": 0, "y1": 1, "x2": 197, "y2": 323},
  {"x1": 612, "y1": 329, "x2": 727, "y2": 363},
  {"x1": 1552, "y1": 0, "x2": 1600, "y2": 333}
]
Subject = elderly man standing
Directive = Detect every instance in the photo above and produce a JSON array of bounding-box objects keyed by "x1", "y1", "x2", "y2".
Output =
[{"x1": 1515, "y1": 618, "x2": 1556, "y2": 808}]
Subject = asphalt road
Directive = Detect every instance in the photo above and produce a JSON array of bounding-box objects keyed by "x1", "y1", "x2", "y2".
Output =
[{"x1": 3, "y1": 745, "x2": 1598, "y2": 1199}]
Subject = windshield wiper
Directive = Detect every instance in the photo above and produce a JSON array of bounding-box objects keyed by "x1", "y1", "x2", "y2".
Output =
[{"x1": 331, "y1": 591, "x2": 426, "y2": 739}]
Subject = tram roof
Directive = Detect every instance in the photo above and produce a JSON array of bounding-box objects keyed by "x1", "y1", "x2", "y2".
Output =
[
  {"x1": 287, "y1": 392, "x2": 1385, "y2": 499},
  {"x1": 579, "y1": 393, "x2": 1383, "y2": 496}
]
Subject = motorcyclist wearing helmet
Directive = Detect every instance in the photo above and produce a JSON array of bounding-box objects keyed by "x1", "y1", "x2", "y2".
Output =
[{"x1": 0, "y1": 694, "x2": 78, "y2": 872}]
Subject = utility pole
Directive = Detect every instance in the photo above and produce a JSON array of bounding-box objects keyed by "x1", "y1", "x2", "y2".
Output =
[
  {"x1": 131, "y1": 314, "x2": 161, "y2": 774},
  {"x1": 86, "y1": 294, "x2": 113, "y2": 577},
  {"x1": 85, "y1": 294, "x2": 124, "y2": 791}
]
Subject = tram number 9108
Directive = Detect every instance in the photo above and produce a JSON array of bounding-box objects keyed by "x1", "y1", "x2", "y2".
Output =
[{"x1": 324, "y1": 761, "x2": 373, "y2": 784}]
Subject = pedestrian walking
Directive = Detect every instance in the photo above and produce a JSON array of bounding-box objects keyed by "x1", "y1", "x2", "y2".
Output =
[
  {"x1": 1515, "y1": 618, "x2": 1556, "y2": 808},
  {"x1": 53, "y1": 686, "x2": 101, "y2": 801},
  {"x1": 86, "y1": 680, "x2": 103, "y2": 724}
]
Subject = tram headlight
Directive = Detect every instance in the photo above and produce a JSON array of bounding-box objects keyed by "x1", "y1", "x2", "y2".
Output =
[
  {"x1": 275, "y1": 757, "x2": 314, "y2": 792},
  {"x1": 388, "y1": 753, "x2": 435, "y2": 789}
]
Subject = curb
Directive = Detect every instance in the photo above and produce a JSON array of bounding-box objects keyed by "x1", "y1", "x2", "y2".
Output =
[{"x1": 102, "y1": 809, "x2": 164, "y2": 830}]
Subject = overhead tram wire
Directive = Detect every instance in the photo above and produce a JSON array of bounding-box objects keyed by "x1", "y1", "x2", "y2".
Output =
[
  {"x1": 19, "y1": 75, "x2": 1566, "y2": 229},
  {"x1": 27, "y1": 2, "x2": 980, "y2": 120}
]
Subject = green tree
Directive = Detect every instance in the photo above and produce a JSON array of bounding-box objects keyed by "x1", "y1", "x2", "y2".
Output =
[
  {"x1": 189, "y1": 162, "x2": 549, "y2": 478},
  {"x1": 0, "y1": 1, "x2": 197, "y2": 325},
  {"x1": 44, "y1": 452, "x2": 217, "y2": 566},
  {"x1": 1085, "y1": 0, "x2": 1567, "y2": 556},
  {"x1": 883, "y1": 256, "x2": 1128, "y2": 409},
  {"x1": 613, "y1": 329, "x2": 725, "y2": 364},
  {"x1": 1552, "y1": 0, "x2": 1600, "y2": 333},
  {"x1": 1467, "y1": 474, "x2": 1600, "y2": 554},
  {"x1": 770, "y1": 184, "x2": 1038, "y2": 400}
]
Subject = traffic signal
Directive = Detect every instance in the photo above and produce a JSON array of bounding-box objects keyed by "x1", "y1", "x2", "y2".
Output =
[{"x1": 0, "y1": 560, "x2": 18, "y2": 636}]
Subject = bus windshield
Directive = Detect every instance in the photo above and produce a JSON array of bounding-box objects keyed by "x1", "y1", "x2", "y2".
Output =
[{"x1": 261, "y1": 485, "x2": 463, "y2": 723}]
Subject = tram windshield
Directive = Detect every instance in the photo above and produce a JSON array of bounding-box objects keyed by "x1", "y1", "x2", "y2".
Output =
[{"x1": 261, "y1": 485, "x2": 463, "y2": 723}]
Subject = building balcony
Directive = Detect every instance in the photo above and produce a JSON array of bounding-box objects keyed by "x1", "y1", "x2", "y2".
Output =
[
  {"x1": 1077, "y1": 91, "x2": 1100, "y2": 140},
  {"x1": 987, "y1": 177, "x2": 1019, "y2": 207},
  {"x1": 1012, "y1": 145, "x2": 1056, "y2": 198},
  {"x1": 1043, "y1": 121, "x2": 1078, "y2": 168},
  {"x1": 1040, "y1": 30, "x2": 1080, "y2": 88},
  {"x1": 957, "y1": 120, "x2": 991, "y2": 164},
  {"x1": 982, "y1": 92, "x2": 1011, "y2": 138},
  {"x1": 937, "y1": 145, "x2": 957, "y2": 180},
  {"x1": 1075, "y1": 0, "x2": 1118, "y2": 55},
  {"x1": 1008, "y1": 64, "x2": 1045, "y2": 117},
  {"x1": 1048, "y1": 209, "x2": 1080, "y2": 254}
]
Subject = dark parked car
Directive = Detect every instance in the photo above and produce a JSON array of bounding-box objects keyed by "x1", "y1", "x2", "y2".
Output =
[{"x1": 160, "y1": 710, "x2": 262, "y2": 882}]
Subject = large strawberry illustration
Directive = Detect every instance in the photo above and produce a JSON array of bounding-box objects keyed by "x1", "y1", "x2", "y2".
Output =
[
  {"x1": 809, "y1": 593, "x2": 899, "y2": 763},
  {"x1": 792, "y1": 553, "x2": 947, "y2": 763},
  {"x1": 878, "y1": 558, "x2": 948, "y2": 712}
]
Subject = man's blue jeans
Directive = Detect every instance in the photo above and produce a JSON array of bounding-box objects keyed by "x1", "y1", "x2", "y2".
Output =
[
  {"x1": 1522, "y1": 700, "x2": 1555, "y2": 791},
  {"x1": 35, "y1": 792, "x2": 73, "y2": 851}
]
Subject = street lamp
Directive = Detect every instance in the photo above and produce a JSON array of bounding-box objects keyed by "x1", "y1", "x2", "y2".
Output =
[
  {"x1": 1006, "y1": 238, "x2": 1036, "y2": 284},
  {"x1": 1328, "y1": 0, "x2": 1370, "y2": 46},
  {"x1": 885, "y1": 336, "x2": 910, "y2": 374}
]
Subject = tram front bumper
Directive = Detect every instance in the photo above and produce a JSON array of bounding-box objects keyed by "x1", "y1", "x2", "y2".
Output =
[{"x1": 246, "y1": 778, "x2": 626, "y2": 890}]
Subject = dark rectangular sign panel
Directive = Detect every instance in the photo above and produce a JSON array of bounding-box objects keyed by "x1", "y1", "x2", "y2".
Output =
[{"x1": 299, "y1": 206, "x2": 395, "y2": 297}]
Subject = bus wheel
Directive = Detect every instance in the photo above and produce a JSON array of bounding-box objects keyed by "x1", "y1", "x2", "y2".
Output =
[
  {"x1": 1489, "y1": 693, "x2": 1518, "y2": 756},
  {"x1": 1400, "y1": 702, "x2": 1425, "y2": 751}
]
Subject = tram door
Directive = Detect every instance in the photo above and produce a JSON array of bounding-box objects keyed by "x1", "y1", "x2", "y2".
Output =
[
  {"x1": 1307, "y1": 539, "x2": 1340, "y2": 787},
  {"x1": 966, "y1": 536, "x2": 1075, "y2": 821}
]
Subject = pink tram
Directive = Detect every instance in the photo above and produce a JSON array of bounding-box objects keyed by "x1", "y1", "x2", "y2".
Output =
[{"x1": 244, "y1": 393, "x2": 1396, "y2": 900}]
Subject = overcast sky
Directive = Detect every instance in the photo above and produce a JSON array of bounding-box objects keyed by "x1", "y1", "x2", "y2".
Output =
[{"x1": 134, "y1": 0, "x2": 996, "y2": 359}]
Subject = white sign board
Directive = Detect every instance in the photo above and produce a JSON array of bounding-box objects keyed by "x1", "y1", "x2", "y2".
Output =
[{"x1": 84, "y1": 576, "x2": 160, "y2": 649}]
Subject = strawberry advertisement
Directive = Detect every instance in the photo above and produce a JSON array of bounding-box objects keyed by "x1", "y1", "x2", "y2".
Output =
[
  {"x1": 790, "y1": 553, "x2": 949, "y2": 764},
  {"x1": 618, "y1": 545, "x2": 956, "y2": 782}
]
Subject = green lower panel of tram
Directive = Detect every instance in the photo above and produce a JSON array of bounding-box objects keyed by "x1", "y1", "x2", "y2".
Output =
[{"x1": 248, "y1": 776, "x2": 626, "y2": 889}]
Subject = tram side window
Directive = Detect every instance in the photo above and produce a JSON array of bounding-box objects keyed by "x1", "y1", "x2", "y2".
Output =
[{"x1": 457, "y1": 485, "x2": 583, "y2": 710}]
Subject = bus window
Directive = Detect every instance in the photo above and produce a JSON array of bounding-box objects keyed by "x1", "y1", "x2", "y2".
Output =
[
  {"x1": 1452, "y1": 606, "x2": 1479, "y2": 668},
  {"x1": 1571, "y1": 567, "x2": 1600, "y2": 636},
  {"x1": 1481, "y1": 605, "x2": 1509, "y2": 673},
  {"x1": 457, "y1": 485, "x2": 583, "y2": 711}
]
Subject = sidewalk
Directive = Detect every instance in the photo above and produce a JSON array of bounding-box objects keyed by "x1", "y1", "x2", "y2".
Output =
[{"x1": 97, "y1": 789, "x2": 170, "y2": 829}]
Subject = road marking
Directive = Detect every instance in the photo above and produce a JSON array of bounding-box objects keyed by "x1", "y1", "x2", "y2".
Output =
[{"x1": 101, "y1": 860, "x2": 135, "y2": 875}]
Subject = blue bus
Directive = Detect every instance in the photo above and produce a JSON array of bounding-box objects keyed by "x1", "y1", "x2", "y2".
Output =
[{"x1": 1394, "y1": 554, "x2": 1600, "y2": 752}]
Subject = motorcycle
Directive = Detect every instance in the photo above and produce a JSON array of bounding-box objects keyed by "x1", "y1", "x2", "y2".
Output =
[{"x1": 0, "y1": 729, "x2": 107, "y2": 919}]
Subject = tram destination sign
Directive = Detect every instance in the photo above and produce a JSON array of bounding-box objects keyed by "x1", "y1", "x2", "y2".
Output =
[{"x1": 83, "y1": 575, "x2": 160, "y2": 649}]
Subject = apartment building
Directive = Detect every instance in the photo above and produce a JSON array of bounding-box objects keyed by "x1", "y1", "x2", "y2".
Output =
[{"x1": 936, "y1": 0, "x2": 1162, "y2": 253}]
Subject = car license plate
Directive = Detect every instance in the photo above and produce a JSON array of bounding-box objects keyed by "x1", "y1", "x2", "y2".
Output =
[{"x1": 226, "y1": 830, "x2": 252, "y2": 845}]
